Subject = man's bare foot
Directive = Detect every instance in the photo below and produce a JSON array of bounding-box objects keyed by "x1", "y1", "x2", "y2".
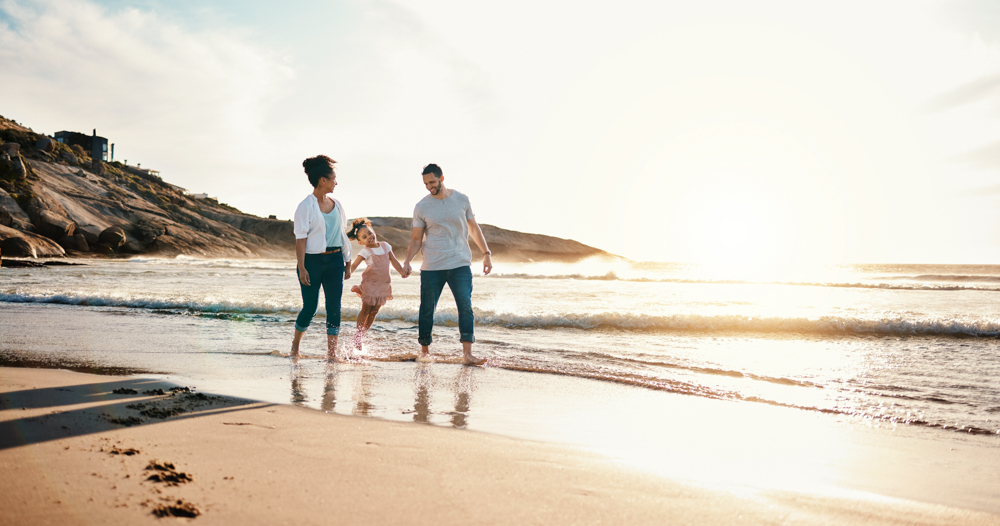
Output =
[
  {"x1": 459, "y1": 341, "x2": 484, "y2": 365},
  {"x1": 462, "y1": 355, "x2": 486, "y2": 366}
]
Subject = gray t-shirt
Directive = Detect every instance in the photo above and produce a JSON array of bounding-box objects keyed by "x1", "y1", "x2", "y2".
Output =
[{"x1": 412, "y1": 190, "x2": 475, "y2": 271}]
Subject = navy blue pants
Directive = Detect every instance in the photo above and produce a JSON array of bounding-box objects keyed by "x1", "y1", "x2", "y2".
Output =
[
  {"x1": 295, "y1": 252, "x2": 344, "y2": 335},
  {"x1": 418, "y1": 265, "x2": 474, "y2": 345}
]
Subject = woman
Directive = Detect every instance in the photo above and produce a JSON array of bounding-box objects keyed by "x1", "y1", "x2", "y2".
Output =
[{"x1": 291, "y1": 155, "x2": 352, "y2": 360}]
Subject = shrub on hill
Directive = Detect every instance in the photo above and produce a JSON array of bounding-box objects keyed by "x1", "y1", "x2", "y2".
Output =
[{"x1": 0, "y1": 128, "x2": 40, "y2": 149}]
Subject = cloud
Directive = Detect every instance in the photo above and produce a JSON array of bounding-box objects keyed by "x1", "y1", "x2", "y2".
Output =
[
  {"x1": 965, "y1": 182, "x2": 1000, "y2": 196},
  {"x1": 956, "y1": 140, "x2": 1000, "y2": 169},
  {"x1": 922, "y1": 72, "x2": 1000, "y2": 113},
  {"x1": 939, "y1": 0, "x2": 1000, "y2": 45},
  {"x1": 0, "y1": 0, "x2": 293, "y2": 181},
  {"x1": 370, "y1": 0, "x2": 499, "y2": 122}
]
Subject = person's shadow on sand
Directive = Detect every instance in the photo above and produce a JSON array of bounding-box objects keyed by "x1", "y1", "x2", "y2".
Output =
[{"x1": 0, "y1": 376, "x2": 261, "y2": 450}]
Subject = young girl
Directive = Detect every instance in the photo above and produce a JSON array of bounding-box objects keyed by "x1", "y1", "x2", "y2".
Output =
[{"x1": 347, "y1": 218, "x2": 406, "y2": 348}]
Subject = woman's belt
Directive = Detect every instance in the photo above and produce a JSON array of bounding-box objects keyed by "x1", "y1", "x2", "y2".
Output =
[{"x1": 321, "y1": 246, "x2": 342, "y2": 255}]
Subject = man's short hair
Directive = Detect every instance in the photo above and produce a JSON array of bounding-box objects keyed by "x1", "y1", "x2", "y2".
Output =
[{"x1": 422, "y1": 163, "x2": 443, "y2": 178}]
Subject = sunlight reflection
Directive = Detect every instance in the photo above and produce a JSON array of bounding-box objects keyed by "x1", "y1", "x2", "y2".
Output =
[{"x1": 579, "y1": 397, "x2": 851, "y2": 495}]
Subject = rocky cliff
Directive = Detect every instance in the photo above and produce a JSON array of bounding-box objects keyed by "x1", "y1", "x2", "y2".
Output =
[
  {"x1": 0, "y1": 115, "x2": 616, "y2": 262},
  {"x1": 361, "y1": 217, "x2": 615, "y2": 263}
]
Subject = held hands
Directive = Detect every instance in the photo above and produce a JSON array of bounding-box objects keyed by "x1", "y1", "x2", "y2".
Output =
[
  {"x1": 344, "y1": 267, "x2": 351, "y2": 280},
  {"x1": 401, "y1": 261, "x2": 412, "y2": 279}
]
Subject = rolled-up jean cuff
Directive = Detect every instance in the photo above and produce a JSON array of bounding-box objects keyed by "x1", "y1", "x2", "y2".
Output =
[
  {"x1": 295, "y1": 323, "x2": 309, "y2": 333},
  {"x1": 418, "y1": 336, "x2": 432, "y2": 346},
  {"x1": 460, "y1": 333, "x2": 475, "y2": 343},
  {"x1": 326, "y1": 323, "x2": 340, "y2": 336}
]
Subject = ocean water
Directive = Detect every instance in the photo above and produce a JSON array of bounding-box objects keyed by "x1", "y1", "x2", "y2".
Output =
[{"x1": 2, "y1": 256, "x2": 998, "y2": 442}]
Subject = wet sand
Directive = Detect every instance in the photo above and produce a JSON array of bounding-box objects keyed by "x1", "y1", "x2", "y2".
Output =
[{"x1": 2, "y1": 367, "x2": 998, "y2": 525}]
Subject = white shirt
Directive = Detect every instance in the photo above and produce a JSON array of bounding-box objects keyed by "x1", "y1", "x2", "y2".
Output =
[
  {"x1": 357, "y1": 242, "x2": 392, "y2": 264},
  {"x1": 293, "y1": 194, "x2": 352, "y2": 262}
]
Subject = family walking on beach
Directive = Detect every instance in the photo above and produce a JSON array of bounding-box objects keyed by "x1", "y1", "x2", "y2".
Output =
[{"x1": 290, "y1": 155, "x2": 492, "y2": 366}]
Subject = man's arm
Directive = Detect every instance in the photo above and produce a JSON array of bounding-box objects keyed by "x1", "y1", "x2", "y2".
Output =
[
  {"x1": 402, "y1": 226, "x2": 424, "y2": 278},
  {"x1": 467, "y1": 218, "x2": 492, "y2": 275}
]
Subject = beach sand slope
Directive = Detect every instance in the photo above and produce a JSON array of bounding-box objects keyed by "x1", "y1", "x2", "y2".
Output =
[{"x1": 1, "y1": 367, "x2": 997, "y2": 525}]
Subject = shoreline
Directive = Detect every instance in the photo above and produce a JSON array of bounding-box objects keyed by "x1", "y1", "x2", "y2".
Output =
[{"x1": 2, "y1": 366, "x2": 999, "y2": 525}]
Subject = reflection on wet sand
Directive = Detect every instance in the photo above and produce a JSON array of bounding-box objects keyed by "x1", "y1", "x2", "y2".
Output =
[
  {"x1": 352, "y1": 365, "x2": 376, "y2": 416},
  {"x1": 451, "y1": 366, "x2": 473, "y2": 428},
  {"x1": 321, "y1": 363, "x2": 336, "y2": 412},
  {"x1": 290, "y1": 362, "x2": 306, "y2": 407},
  {"x1": 412, "y1": 363, "x2": 433, "y2": 424},
  {"x1": 289, "y1": 359, "x2": 482, "y2": 429}
]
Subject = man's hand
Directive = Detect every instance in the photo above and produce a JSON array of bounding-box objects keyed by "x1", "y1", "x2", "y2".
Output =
[
  {"x1": 402, "y1": 261, "x2": 412, "y2": 278},
  {"x1": 298, "y1": 266, "x2": 310, "y2": 286},
  {"x1": 483, "y1": 254, "x2": 492, "y2": 275}
]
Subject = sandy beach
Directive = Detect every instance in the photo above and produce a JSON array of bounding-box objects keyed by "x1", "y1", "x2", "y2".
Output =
[{"x1": 2, "y1": 366, "x2": 998, "y2": 525}]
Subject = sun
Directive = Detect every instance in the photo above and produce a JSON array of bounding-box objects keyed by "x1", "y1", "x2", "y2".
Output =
[{"x1": 667, "y1": 169, "x2": 821, "y2": 277}]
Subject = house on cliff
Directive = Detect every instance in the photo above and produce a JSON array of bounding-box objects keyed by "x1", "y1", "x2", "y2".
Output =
[{"x1": 55, "y1": 129, "x2": 110, "y2": 162}]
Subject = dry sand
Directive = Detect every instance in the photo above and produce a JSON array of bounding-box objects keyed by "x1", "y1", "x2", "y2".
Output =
[{"x1": 1, "y1": 367, "x2": 998, "y2": 525}]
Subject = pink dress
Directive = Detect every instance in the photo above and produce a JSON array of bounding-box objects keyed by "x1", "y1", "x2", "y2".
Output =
[{"x1": 351, "y1": 242, "x2": 393, "y2": 306}]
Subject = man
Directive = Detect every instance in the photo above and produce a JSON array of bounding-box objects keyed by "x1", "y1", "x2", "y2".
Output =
[{"x1": 402, "y1": 163, "x2": 492, "y2": 365}]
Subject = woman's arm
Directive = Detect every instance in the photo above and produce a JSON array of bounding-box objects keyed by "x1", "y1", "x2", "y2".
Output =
[{"x1": 296, "y1": 238, "x2": 309, "y2": 286}]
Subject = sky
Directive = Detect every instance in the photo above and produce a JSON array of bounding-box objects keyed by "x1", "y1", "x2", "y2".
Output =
[{"x1": 2, "y1": 0, "x2": 1000, "y2": 264}]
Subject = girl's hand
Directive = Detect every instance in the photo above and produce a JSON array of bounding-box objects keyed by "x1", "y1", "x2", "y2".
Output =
[{"x1": 298, "y1": 266, "x2": 311, "y2": 286}]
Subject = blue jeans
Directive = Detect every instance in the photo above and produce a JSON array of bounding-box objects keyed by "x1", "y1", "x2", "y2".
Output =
[
  {"x1": 295, "y1": 252, "x2": 344, "y2": 335},
  {"x1": 419, "y1": 266, "x2": 474, "y2": 346}
]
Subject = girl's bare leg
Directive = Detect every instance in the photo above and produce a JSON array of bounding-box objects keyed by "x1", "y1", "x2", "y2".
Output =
[
  {"x1": 355, "y1": 304, "x2": 375, "y2": 349},
  {"x1": 363, "y1": 305, "x2": 381, "y2": 331}
]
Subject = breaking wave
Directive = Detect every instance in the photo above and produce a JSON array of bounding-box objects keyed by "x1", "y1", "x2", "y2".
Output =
[{"x1": 4, "y1": 292, "x2": 998, "y2": 338}]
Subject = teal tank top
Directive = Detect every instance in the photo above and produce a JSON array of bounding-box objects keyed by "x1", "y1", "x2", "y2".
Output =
[{"x1": 323, "y1": 205, "x2": 342, "y2": 248}]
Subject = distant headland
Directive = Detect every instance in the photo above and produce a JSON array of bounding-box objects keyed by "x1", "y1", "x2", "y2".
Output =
[{"x1": 0, "y1": 114, "x2": 617, "y2": 263}]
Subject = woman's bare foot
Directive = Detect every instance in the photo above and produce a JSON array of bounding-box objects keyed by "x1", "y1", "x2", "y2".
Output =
[
  {"x1": 291, "y1": 329, "x2": 305, "y2": 360},
  {"x1": 326, "y1": 335, "x2": 339, "y2": 362}
]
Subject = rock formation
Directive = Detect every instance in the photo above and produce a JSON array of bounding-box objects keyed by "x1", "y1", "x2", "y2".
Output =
[
  {"x1": 0, "y1": 116, "x2": 295, "y2": 258},
  {"x1": 0, "y1": 114, "x2": 617, "y2": 262}
]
